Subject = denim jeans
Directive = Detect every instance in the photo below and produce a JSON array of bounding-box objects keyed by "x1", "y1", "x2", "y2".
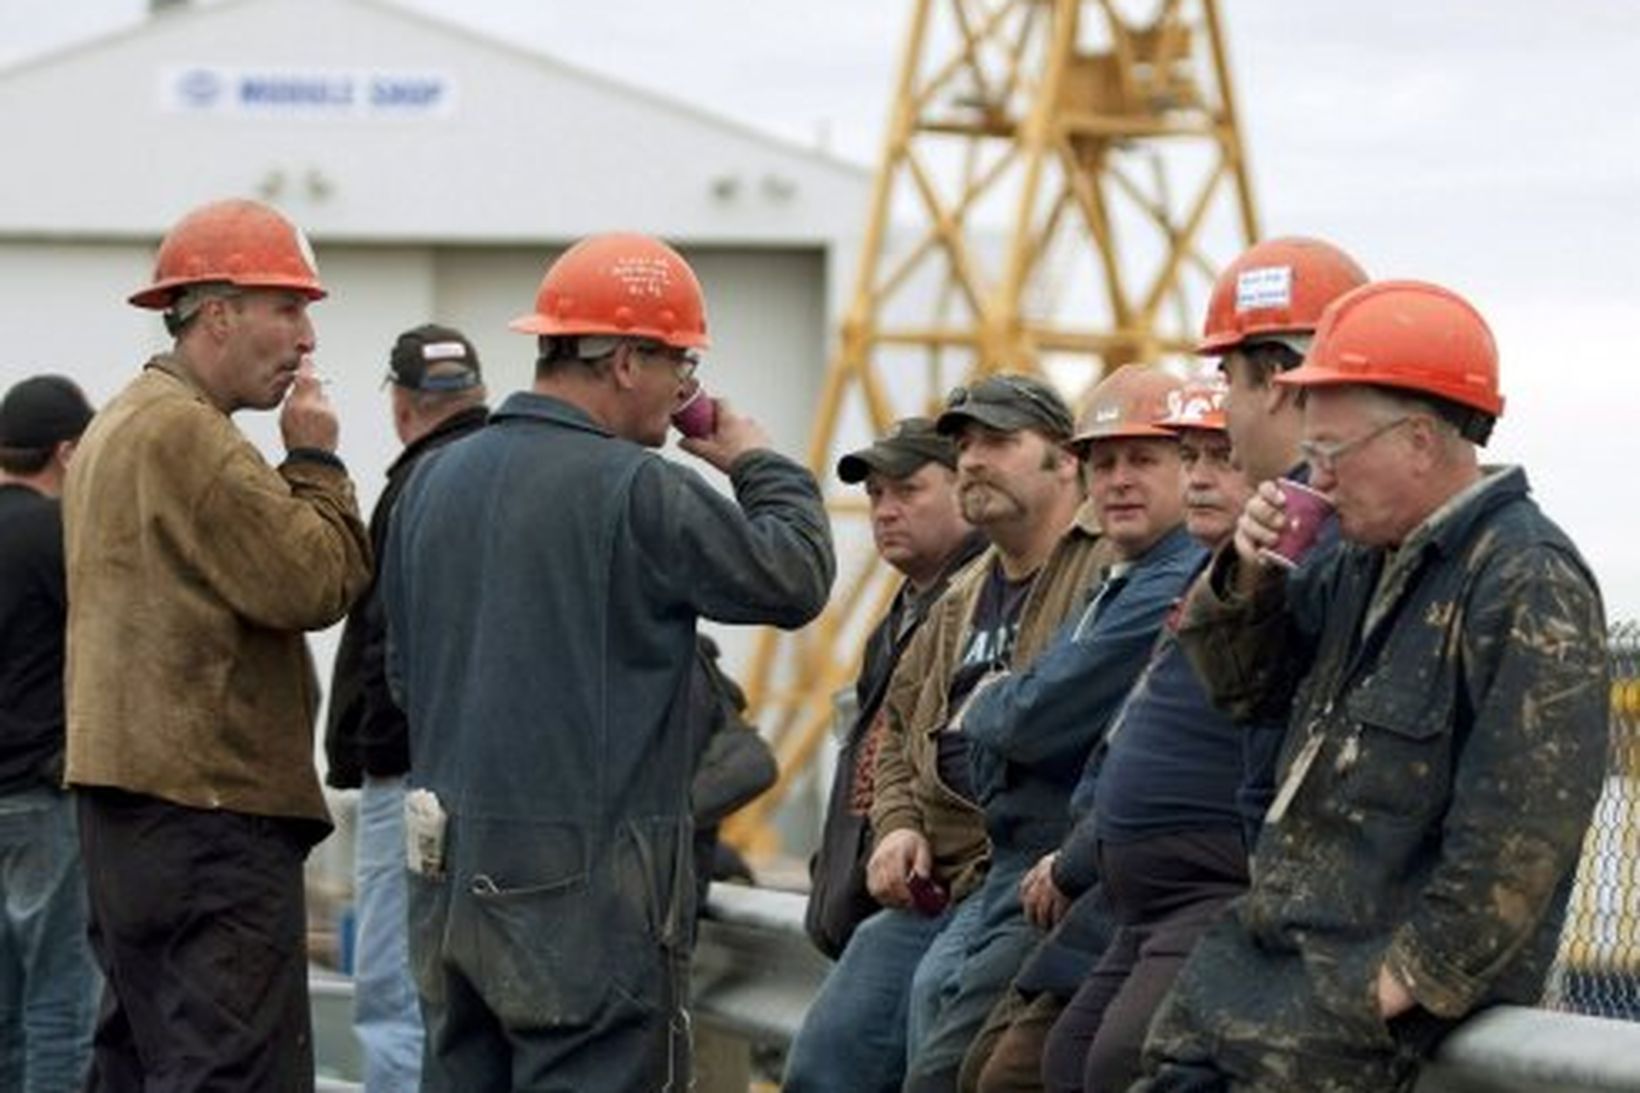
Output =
[
  {"x1": 904, "y1": 851, "x2": 1037, "y2": 1092},
  {"x1": 783, "y1": 905, "x2": 951, "y2": 1093},
  {"x1": 0, "y1": 788, "x2": 98, "y2": 1093},
  {"x1": 354, "y1": 775, "x2": 423, "y2": 1092}
]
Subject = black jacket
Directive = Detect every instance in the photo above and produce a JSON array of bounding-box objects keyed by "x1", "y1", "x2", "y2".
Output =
[
  {"x1": 804, "y1": 531, "x2": 985, "y2": 958},
  {"x1": 323, "y1": 404, "x2": 488, "y2": 788}
]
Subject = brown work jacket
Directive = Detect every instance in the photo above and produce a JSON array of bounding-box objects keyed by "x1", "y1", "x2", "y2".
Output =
[
  {"x1": 872, "y1": 501, "x2": 1107, "y2": 902},
  {"x1": 63, "y1": 358, "x2": 370, "y2": 831}
]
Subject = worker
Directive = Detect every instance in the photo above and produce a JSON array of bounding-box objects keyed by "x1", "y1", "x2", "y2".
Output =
[
  {"x1": 930, "y1": 364, "x2": 1199, "y2": 1093},
  {"x1": 64, "y1": 198, "x2": 371, "y2": 1090},
  {"x1": 1018, "y1": 375, "x2": 1257, "y2": 1093},
  {"x1": 1137, "y1": 281, "x2": 1608, "y2": 1091},
  {"x1": 784, "y1": 374, "x2": 1104, "y2": 1093},
  {"x1": 380, "y1": 232, "x2": 834, "y2": 1092},
  {"x1": 324, "y1": 323, "x2": 490, "y2": 1091},
  {"x1": 1197, "y1": 235, "x2": 1367, "y2": 822},
  {"x1": 0, "y1": 375, "x2": 99, "y2": 1092},
  {"x1": 807, "y1": 416, "x2": 983, "y2": 959}
]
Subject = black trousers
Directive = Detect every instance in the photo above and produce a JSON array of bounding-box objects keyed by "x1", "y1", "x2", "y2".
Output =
[
  {"x1": 1042, "y1": 829, "x2": 1246, "y2": 1093},
  {"x1": 76, "y1": 788, "x2": 317, "y2": 1093}
]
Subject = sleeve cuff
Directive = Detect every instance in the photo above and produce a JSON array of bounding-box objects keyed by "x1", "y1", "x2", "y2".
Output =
[
  {"x1": 1386, "y1": 927, "x2": 1487, "y2": 1018},
  {"x1": 283, "y1": 447, "x2": 347, "y2": 473}
]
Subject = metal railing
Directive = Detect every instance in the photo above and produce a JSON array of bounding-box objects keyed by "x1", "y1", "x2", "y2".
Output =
[{"x1": 690, "y1": 884, "x2": 1640, "y2": 1093}]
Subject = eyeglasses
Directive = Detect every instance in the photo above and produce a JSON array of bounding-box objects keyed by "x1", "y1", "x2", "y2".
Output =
[
  {"x1": 633, "y1": 341, "x2": 700, "y2": 384},
  {"x1": 1298, "y1": 416, "x2": 1411, "y2": 474}
]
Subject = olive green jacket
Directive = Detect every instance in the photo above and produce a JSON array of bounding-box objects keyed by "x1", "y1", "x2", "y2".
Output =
[
  {"x1": 63, "y1": 358, "x2": 371, "y2": 831},
  {"x1": 871, "y1": 501, "x2": 1107, "y2": 902}
]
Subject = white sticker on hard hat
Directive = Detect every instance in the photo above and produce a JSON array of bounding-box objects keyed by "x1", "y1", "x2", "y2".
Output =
[
  {"x1": 421, "y1": 341, "x2": 468, "y2": 361},
  {"x1": 1235, "y1": 265, "x2": 1292, "y2": 313},
  {"x1": 609, "y1": 256, "x2": 673, "y2": 299},
  {"x1": 292, "y1": 224, "x2": 320, "y2": 277},
  {"x1": 1094, "y1": 405, "x2": 1120, "y2": 423}
]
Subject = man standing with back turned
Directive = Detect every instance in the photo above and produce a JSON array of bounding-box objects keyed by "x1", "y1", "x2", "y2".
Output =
[
  {"x1": 325, "y1": 323, "x2": 490, "y2": 1091},
  {"x1": 64, "y1": 198, "x2": 372, "y2": 1092},
  {"x1": 383, "y1": 233, "x2": 834, "y2": 1092}
]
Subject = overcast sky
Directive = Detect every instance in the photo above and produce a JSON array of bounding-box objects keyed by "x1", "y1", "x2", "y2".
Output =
[{"x1": 5, "y1": 0, "x2": 1639, "y2": 620}]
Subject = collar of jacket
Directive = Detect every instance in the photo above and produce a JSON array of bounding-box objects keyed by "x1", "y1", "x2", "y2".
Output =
[
  {"x1": 385, "y1": 403, "x2": 490, "y2": 478},
  {"x1": 1403, "y1": 465, "x2": 1524, "y2": 557},
  {"x1": 490, "y1": 390, "x2": 613, "y2": 437},
  {"x1": 1127, "y1": 521, "x2": 1199, "y2": 570},
  {"x1": 142, "y1": 354, "x2": 217, "y2": 411},
  {"x1": 946, "y1": 496, "x2": 1104, "y2": 601}
]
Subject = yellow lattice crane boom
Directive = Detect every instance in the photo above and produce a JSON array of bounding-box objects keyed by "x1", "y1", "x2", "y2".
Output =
[{"x1": 729, "y1": 0, "x2": 1259, "y2": 857}]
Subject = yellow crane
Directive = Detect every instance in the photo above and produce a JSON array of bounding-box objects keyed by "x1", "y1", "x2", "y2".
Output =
[{"x1": 730, "y1": 0, "x2": 1259, "y2": 857}]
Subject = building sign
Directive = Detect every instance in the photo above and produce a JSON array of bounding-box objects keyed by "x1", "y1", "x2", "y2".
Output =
[{"x1": 161, "y1": 67, "x2": 456, "y2": 119}]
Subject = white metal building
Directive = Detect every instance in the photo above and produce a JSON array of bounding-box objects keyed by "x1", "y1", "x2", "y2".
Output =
[
  {"x1": 0, "y1": 0, "x2": 868, "y2": 483},
  {"x1": 0, "y1": 0, "x2": 869, "y2": 697}
]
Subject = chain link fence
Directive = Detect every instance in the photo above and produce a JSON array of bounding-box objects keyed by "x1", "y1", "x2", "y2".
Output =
[{"x1": 1546, "y1": 621, "x2": 1640, "y2": 1020}]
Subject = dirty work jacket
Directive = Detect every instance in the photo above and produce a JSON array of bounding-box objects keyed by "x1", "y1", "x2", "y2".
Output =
[
  {"x1": 64, "y1": 357, "x2": 371, "y2": 831},
  {"x1": 382, "y1": 392, "x2": 832, "y2": 1024},
  {"x1": 872, "y1": 502, "x2": 1106, "y2": 903},
  {"x1": 1177, "y1": 466, "x2": 1607, "y2": 1026}
]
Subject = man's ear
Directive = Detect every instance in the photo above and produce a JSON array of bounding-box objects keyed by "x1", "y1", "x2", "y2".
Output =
[{"x1": 609, "y1": 342, "x2": 641, "y2": 391}]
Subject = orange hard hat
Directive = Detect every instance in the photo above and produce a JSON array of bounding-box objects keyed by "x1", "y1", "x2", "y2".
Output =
[
  {"x1": 1069, "y1": 365, "x2": 1184, "y2": 450},
  {"x1": 1157, "y1": 373, "x2": 1228, "y2": 433},
  {"x1": 509, "y1": 232, "x2": 709, "y2": 349},
  {"x1": 1275, "y1": 280, "x2": 1504, "y2": 419},
  {"x1": 1197, "y1": 237, "x2": 1367, "y2": 356},
  {"x1": 129, "y1": 199, "x2": 325, "y2": 310}
]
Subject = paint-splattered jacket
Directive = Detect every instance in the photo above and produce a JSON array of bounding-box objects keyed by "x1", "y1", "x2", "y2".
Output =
[{"x1": 1176, "y1": 465, "x2": 1606, "y2": 1030}]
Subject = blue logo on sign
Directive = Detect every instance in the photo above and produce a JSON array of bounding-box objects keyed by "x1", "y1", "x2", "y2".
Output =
[{"x1": 178, "y1": 68, "x2": 223, "y2": 108}]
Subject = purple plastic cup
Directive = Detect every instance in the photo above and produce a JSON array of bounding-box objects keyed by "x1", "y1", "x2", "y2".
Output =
[
  {"x1": 1258, "y1": 479, "x2": 1334, "y2": 569},
  {"x1": 907, "y1": 872, "x2": 949, "y2": 917},
  {"x1": 672, "y1": 388, "x2": 718, "y2": 439}
]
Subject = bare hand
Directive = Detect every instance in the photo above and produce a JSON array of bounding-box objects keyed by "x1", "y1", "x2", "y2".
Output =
[
  {"x1": 867, "y1": 828, "x2": 932, "y2": 909},
  {"x1": 280, "y1": 357, "x2": 339, "y2": 452},
  {"x1": 1230, "y1": 480, "x2": 1288, "y2": 585},
  {"x1": 1019, "y1": 852, "x2": 1070, "y2": 929},
  {"x1": 1376, "y1": 963, "x2": 1416, "y2": 1020},
  {"x1": 678, "y1": 398, "x2": 771, "y2": 472}
]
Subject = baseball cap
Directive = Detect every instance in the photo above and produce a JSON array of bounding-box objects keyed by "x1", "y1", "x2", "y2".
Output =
[
  {"x1": 0, "y1": 375, "x2": 94, "y2": 449},
  {"x1": 387, "y1": 323, "x2": 483, "y2": 392},
  {"x1": 935, "y1": 373, "x2": 1074, "y2": 440},
  {"x1": 836, "y1": 417, "x2": 956, "y2": 484}
]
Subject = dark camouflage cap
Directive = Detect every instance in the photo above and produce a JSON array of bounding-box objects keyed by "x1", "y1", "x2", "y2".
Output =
[
  {"x1": 935, "y1": 373, "x2": 1074, "y2": 441},
  {"x1": 836, "y1": 416, "x2": 956, "y2": 484}
]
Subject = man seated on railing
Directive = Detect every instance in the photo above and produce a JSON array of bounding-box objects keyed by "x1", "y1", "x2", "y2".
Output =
[
  {"x1": 898, "y1": 364, "x2": 1203, "y2": 1093},
  {"x1": 784, "y1": 375, "x2": 1105, "y2": 1093},
  {"x1": 805, "y1": 417, "x2": 984, "y2": 960},
  {"x1": 1133, "y1": 280, "x2": 1609, "y2": 1093}
]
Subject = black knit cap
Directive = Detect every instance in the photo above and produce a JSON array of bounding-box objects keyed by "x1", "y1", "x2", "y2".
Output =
[
  {"x1": 0, "y1": 375, "x2": 94, "y2": 449},
  {"x1": 387, "y1": 323, "x2": 482, "y2": 392}
]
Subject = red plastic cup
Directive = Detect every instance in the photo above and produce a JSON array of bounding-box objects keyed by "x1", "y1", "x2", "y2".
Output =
[
  {"x1": 1258, "y1": 479, "x2": 1334, "y2": 569},
  {"x1": 672, "y1": 388, "x2": 718, "y2": 439},
  {"x1": 907, "y1": 872, "x2": 949, "y2": 917}
]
